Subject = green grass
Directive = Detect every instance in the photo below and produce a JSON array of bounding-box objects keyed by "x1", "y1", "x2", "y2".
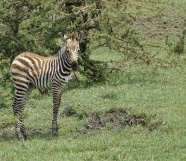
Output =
[
  {"x1": 1, "y1": 0, "x2": 186, "y2": 160},
  {"x1": 0, "y1": 63, "x2": 186, "y2": 160}
]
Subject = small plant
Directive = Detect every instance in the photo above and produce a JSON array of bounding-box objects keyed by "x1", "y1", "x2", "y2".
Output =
[
  {"x1": 173, "y1": 29, "x2": 186, "y2": 54},
  {"x1": 60, "y1": 106, "x2": 77, "y2": 117}
]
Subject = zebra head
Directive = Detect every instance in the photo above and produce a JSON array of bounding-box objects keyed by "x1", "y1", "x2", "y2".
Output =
[{"x1": 64, "y1": 34, "x2": 80, "y2": 70}]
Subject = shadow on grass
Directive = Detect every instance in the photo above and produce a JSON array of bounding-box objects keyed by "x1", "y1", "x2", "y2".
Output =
[
  {"x1": 27, "y1": 127, "x2": 53, "y2": 140},
  {"x1": 0, "y1": 127, "x2": 54, "y2": 141}
]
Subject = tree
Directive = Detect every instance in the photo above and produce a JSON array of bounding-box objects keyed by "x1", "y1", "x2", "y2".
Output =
[{"x1": 0, "y1": 0, "x2": 172, "y2": 87}]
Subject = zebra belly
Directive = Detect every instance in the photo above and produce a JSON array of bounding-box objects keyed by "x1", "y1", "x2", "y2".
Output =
[
  {"x1": 28, "y1": 72, "x2": 52, "y2": 89},
  {"x1": 36, "y1": 76, "x2": 52, "y2": 89}
]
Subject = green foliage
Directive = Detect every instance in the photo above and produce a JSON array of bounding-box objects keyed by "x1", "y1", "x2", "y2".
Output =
[{"x1": 1, "y1": 0, "x2": 180, "y2": 86}]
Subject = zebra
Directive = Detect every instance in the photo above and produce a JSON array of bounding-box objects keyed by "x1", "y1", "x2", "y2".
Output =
[{"x1": 11, "y1": 34, "x2": 80, "y2": 140}]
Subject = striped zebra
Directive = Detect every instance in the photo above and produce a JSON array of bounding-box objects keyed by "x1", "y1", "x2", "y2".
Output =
[{"x1": 11, "y1": 34, "x2": 80, "y2": 140}]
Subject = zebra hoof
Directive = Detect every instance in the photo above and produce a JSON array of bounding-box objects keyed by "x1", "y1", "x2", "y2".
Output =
[
  {"x1": 16, "y1": 133, "x2": 24, "y2": 141},
  {"x1": 16, "y1": 131, "x2": 28, "y2": 140},
  {"x1": 52, "y1": 128, "x2": 58, "y2": 137},
  {"x1": 52, "y1": 131, "x2": 58, "y2": 137},
  {"x1": 23, "y1": 132, "x2": 28, "y2": 140}
]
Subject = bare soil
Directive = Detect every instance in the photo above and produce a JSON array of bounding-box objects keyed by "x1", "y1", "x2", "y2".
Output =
[{"x1": 61, "y1": 107, "x2": 163, "y2": 133}]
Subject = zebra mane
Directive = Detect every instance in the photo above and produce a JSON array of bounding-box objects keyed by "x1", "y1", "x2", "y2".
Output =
[{"x1": 53, "y1": 45, "x2": 67, "y2": 57}]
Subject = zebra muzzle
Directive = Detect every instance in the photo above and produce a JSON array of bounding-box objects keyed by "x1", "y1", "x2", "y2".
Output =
[{"x1": 71, "y1": 62, "x2": 78, "y2": 70}]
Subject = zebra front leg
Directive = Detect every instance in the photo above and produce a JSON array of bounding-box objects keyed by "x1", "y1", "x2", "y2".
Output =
[{"x1": 51, "y1": 88, "x2": 62, "y2": 136}]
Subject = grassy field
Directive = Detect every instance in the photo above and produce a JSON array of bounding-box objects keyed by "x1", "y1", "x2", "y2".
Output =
[
  {"x1": 1, "y1": 58, "x2": 186, "y2": 160},
  {"x1": 0, "y1": 0, "x2": 186, "y2": 161}
]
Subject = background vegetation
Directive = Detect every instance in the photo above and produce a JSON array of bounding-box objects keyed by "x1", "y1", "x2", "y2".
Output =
[{"x1": 0, "y1": 0, "x2": 186, "y2": 160}]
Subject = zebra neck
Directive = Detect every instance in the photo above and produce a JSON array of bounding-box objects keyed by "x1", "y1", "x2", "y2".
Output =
[
  {"x1": 58, "y1": 46, "x2": 66, "y2": 55},
  {"x1": 56, "y1": 47, "x2": 72, "y2": 77}
]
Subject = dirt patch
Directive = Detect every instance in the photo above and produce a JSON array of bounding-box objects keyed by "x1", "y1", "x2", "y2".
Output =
[
  {"x1": 61, "y1": 107, "x2": 163, "y2": 133},
  {"x1": 84, "y1": 109, "x2": 149, "y2": 132}
]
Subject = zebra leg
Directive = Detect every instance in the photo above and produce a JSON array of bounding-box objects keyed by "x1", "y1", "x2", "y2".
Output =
[
  {"x1": 20, "y1": 85, "x2": 33, "y2": 139},
  {"x1": 51, "y1": 87, "x2": 62, "y2": 136},
  {"x1": 13, "y1": 85, "x2": 33, "y2": 140},
  {"x1": 12, "y1": 96, "x2": 26, "y2": 140}
]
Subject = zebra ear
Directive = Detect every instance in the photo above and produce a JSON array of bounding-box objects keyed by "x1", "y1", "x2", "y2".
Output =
[
  {"x1": 76, "y1": 32, "x2": 83, "y2": 42},
  {"x1": 71, "y1": 34, "x2": 76, "y2": 41},
  {"x1": 61, "y1": 32, "x2": 68, "y2": 41},
  {"x1": 63, "y1": 35, "x2": 68, "y2": 41}
]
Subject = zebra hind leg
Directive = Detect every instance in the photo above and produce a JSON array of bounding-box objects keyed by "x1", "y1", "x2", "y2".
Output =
[
  {"x1": 15, "y1": 117, "x2": 27, "y2": 140},
  {"x1": 13, "y1": 98, "x2": 26, "y2": 140},
  {"x1": 13, "y1": 85, "x2": 33, "y2": 140},
  {"x1": 21, "y1": 85, "x2": 34, "y2": 139}
]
